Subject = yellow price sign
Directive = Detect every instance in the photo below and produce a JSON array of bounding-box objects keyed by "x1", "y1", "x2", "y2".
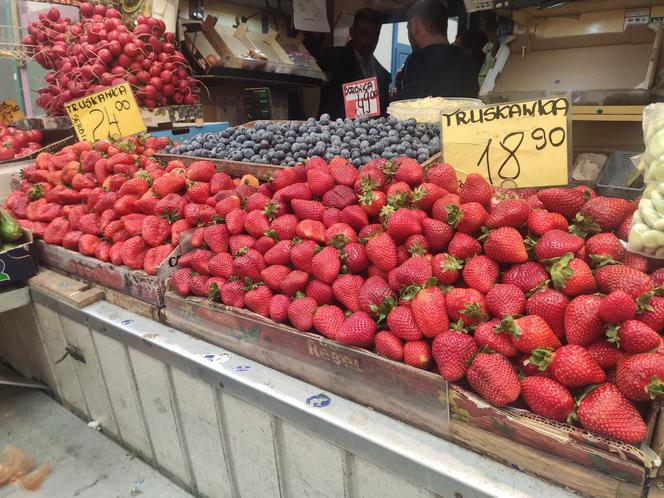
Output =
[
  {"x1": 0, "y1": 99, "x2": 24, "y2": 126},
  {"x1": 441, "y1": 97, "x2": 571, "y2": 188},
  {"x1": 65, "y1": 82, "x2": 146, "y2": 142}
]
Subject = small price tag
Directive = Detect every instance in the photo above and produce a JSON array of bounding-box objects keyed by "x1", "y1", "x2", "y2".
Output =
[
  {"x1": 342, "y1": 77, "x2": 380, "y2": 119},
  {"x1": 0, "y1": 99, "x2": 24, "y2": 126},
  {"x1": 441, "y1": 97, "x2": 571, "y2": 188},
  {"x1": 65, "y1": 82, "x2": 146, "y2": 142}
]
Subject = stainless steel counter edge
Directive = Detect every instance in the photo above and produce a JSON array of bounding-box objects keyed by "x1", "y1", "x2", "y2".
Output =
[{"x1": 30, "y1": 286, "x2": 577, "y2": 498}]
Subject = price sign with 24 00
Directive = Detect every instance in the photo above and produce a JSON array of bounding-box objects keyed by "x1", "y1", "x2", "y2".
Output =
[
  {"x1": 441, "y1": 97, "x2": 570, "y2": 188},
  {"x1": 65, "y1": 82, "x2": 146, "y2": 142}
]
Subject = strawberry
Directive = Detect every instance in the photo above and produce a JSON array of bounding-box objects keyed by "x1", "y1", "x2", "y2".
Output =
[
  {"x1": 462, "y1": 255, "x2": 499, "y2": 294},
  {"x1": 141, "y1": 215, "x2": 170, "y2": 247},
  {"x1": 210, "y1": 172, "x2": 234, "y2": 194},
  {"x1": 445, "y1": 203, "x2": 487, "y2": 234},
  {"x1": 336, "y1": 311, "x2": 376, "y2": 347},
  {"x1": 43, "y1": 217, "x2": 70, "y2": 245},
  {"x1": 403, "y1": 340, "x2": 433, "y2": 369},
  {"x1": 243, "y1": 210, "x2": 270, "y2": 238},
  {"x1": 220, "y1": 280, "x2": 245, "y2": 308},
  {"x1": 374, "y1": 331, "x2": 404, "y2": 361},
  {"x1": 296, "y1": 219, "x2": 326, "y2": 243},
  {"x1": 394, "y1": 157, "x2": 424, "y2": 186},
  {"x1": 431, "y1": 253, "x2": 463, "y2": 285},
  {"x1": 474, "y1": 318, "x2": 517, "y2": 357},
  {"x1": 616, "y1": 353, "x2": 664, "y2": 401},
  {"x1": 466, "y1": 353, "x2": 521, "y2": 406},
  {"x1": 579, "y1": 196, "x2": 633, "y2": 232},
  {"x1": 271, "y1": 168, "x2": 295, "y2": 191},
  {"x1": 359, "y1": 276, "x2": 395, "y2": 314},
  {"x1": 186, "y1": 181, "x2": 210, "y2": 204},
  {"x1": 426, "y1": 162, "x2": 458, "y2": 193},
  {"x1": 412, "y1": 183, "x2": 444, "y2": 211},
  {"x1": 586, "y1": 340, "x2": 623, "y2": 370},
  {"x1": 486, "y1": 284, "x2": 526, "y2": 319},
  {"x1": 616, "y1": 214, "x2": 633, "y2": 241},
  {"x1": 331, "y1": 162, "x2": 358, "y2": 187},
  {"x1": 386, "y1": 208, "x2": 422, "y2": 242},
  {"x1": 459, "y1": 173, "x2": 492, "y2": 207},
  {"x1": 322, "y1": 185, "x2": 356, "y2": 209},
  {"x1": 652, "y1": 268, "x2": 664, "y2": 287},
  {"x1": 311, "y1": 246, "x2": 341, "y2": 284},
  {"x1": 341, "y1": 205, "x2": 369, "y2": 231},
  {"x1": 421, "y1": 218, "x2": 453, "y2": 252},
  {"x1": 119, "y1": 177, "x2": 150, "y2": 197},
  {"x1": 607, "y1": 319, "x2": 660, "y2": 354},
  {"x1": 172, "y1": 268, "x2": 193, "y2": 296},
  {"x1": 525, "y1": 289, "x2": 568, "y2": 339},
  {"x1": 407, "y1": 283, "x2": 449, "y2": 338},
  {"x1": 255, "y1": 233, "x2": 277, "y2": 254},
  {"x1": 121, "y1": 236, "x2": 147, "y2": 270},
  {"x1": 387, "y1": 305, "x2": 422, "y2": 341},
  {"x1": 122, "y1": 213, "x2": 147, "y2": 236},
  {"x1": 260, "y1": 265, "x2": 291, "y2": 291},
  {"x1": 303, "y1": 156, "x2": 328, "y2": 172},
  {"x1": 622, "y1": 253, "x2": 649, "y2": 273},
  {"x1": 526, "y1": 210, "x2": 568, "y2": 236},
  {"x1": 486, "y1": 199, "x2": 530, "y2": 229},
  {"x1": 233, "y1": 248, "x2": 265, "y2": 282},
  {"x1": 215, "y1": 195, "x2": 242, "y2": 218},
  {"x1": 203, "y1": 224, "x2": 230, "y2": 254},
  {"x1": 306, "y1": 279, "x2": 335, "y2": 305},
  {"x1": 186, "y1": 160, "x2": 215, "y2": 182},
  {"x1": 189, "y1": 275, "x2": 211, "y2": 297},
  {"x1": 447, "y1": 232, "x2": 481, "y2": 260},
  {"x1": 358, "y1": 223, "x2": 383, "y2": 240},
  {"x1": 225, "y1": 208, "x2": 246, "y2": 235},
  {"x1": 143, "y1": 244, "x2": 174, "y2": 275},
  {"x1": 287, "y1": 294, "x2": 318, "y2": 332},
  {"x1": 229, "y1": 234, "x2": 256, "y2": 254},
  {"x1": 78, "y1": 213, "x2": 102, "y2": 236},
  {"x1": 537, "y1": 187, "x2": 590, "y2": 219},
  {"x1": 280, "y1": 270, "x2": 310, "y2": 297},
  {"x1": 497, "y1": 315, "x2": 561, "y2": 354},
  {"x1": 365, "y1": 232, "x2": 398, "y2": 271},
  {"x1": 271, "y1": 214, "x2": 298, "y2": 240},
  {"x1": 445, "y1": 288, "x2": 487, "y2": 326},
  {"x1": 531, "y1": 345, "x2": 605, "y2": 387},
  {"x1": 432, "y1": 326, "x2": 478, "y2": 381},
  {"x1": 292, "y1": 199, "x2": 324, "y2": 221},
  {"x1": 290, "y1": 239, "x2": 318, "y2": 272},
  {"x1": 483, "y1": 227, "x2": 528, "y2": 264},
  {"x1": 313, "y1": 305, "x2": 346, "y2": 339},
  {"x1": 244, "y1": 283, "x2": 273, "y2": 317},
  {"x1": 564, "y1": 295, "x2": 604, "y2": 346},
  {"x1": 184, "y1": 203, "x2": 215, "y2": 226},
  {"x1": 264, "y1": 240, "x2": 293, "y2": 266},
  {"x1": 208, "y1": 252, "x2": 235, "y2": 279},
  {"x1": 269, "y1": 294, "x2": 291, "y2": 323},
  {"x1": 324, "y1": 223, "x2": 357, "y2": 245},
  {"x1": 153, "y1": 174, "x2": 186, "y2": 198},
  {"x1": 359, "y1": 188, "x2": 387, "y2": 219},
  {"x1": 549, "y1": 253, "x2": 597, "y2": 297},
  {"x1": 62, "y1": 230, "x2": 84, "y2": 251},
  {"x1": 599, "y1": 291, "x2": 636, "y2": 323},
  {"x1": 636, "y1": 295, "x2": 664, "y2": 332},
  {"x1": 246, "y1": 192, "x2": 271, "y2": 213},
  {"x1": 534, "y1": 230, "x2": 584, "y2": 262},
  {"x1": 276, "y1": 183, "x2": 312, "y2": 203},
  {"x1": 189, "y1": 249, "x2": 212, "y2": 275},
  {"x1": 595, "y1": 265, "x2": 652, "y2": 299},
  {"x1": 502, "y1": 262, "x2": 548, "y2": 293},
  {"x1": 78, "y1": 234, "x2": 101, "y2": 256},
  {"x1": 576, "y1": 384, "x2": 647, "y2": 444},
  {"x1": 332, "y1": 274, "x2": 364, "y2": 312},
  {"x1": 344, "y1": 242, "x2": 369, "y2": 273},
  {"x1": 585, "y1": 233, "x2": 625, "y2": 265},
  {"x1": 306, "y1": 168, "x2": 334, "y2": 197},
  {"x1": 521, "y1": 377, "x2": 574, "y2": 422},
  {"x1": 392, "y1": 257, "x2": 433, "y2": 288}
]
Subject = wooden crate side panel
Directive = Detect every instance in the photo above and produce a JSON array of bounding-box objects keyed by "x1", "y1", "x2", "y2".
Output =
[
  {"x1": 13, "y1": 304, "x2": 58, "y2": 389},
  {"x1": 347, "y1": 456, "x2": 436, "y2": 498},
  {"x1": 154, "y1": 154, "x2": 284, "y2": 181},
  {"x1": 0, "y1": 310, "x2": 34, "y2": 378}
]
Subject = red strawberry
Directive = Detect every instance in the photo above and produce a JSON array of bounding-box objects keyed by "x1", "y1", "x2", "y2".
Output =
[
  {"x1": 225, "y1": 208, "x2": 246, "y2": 235},
  {"x1": 531, "y1": 345, "x2": 605, "y2": 387},
  {"x1": 537, "y1": 187, "x2": 590, "y2": 219},
  {"x1": 143, "y1": 244, "x2": 174, "y2": 275},
  {"x1": 341, "y1": 205, "x2": 369, "y2": 231},
  {"x1": 153, "y1": 174, "x2": 186, "y2": 198},
  {"x1": 291, "y1": 199, "x2": 324, "y2": 221},
  {"x1": 432, "y1": 327, "x2": 477, "y2": 381},
  {"x1": 484, "y1": 227, "x2": 528, "y2": 264},
  {"x1": 233, "y1": 248, "x2": 265, "y2": 282},
  {"x1": 474, "y1": 318, "x2": 517, "y2": 357},
  {"x1": 324, "y1": 223, "x2": 357, "y2": 245},
  {"x1": 189, "y1": 249, "x2": 213, "y2": 275},
  {"x1": 172, "y1": 268, "x2": 193, "y2": 296},
  {"x1": 403, "y1": 340, "x2": 432, "y2": 369},
  {"x1": 431, "y1": 253, "x2": 463, "y2": 285},
  {"x1": 275, "y1": 183, "x2": 312, "y2": 203},
  {"x1": 595, "y1": 265, "x2": 652, "y2": 299},
  {"x1": 186, "y1": 160, "x2": 215, "y2": 182},
  {"x1": 447, "y1": 232, "x2": 481, "y2": 260},
  {"x1": 246, "y1": 192, "x2": 271, "y2": 213},
  {"x1": 290, "y1": 239, "x2": 319, "y2": 273},
  {"x1": 622, "y1": 253, "x2": 649, "y2": 273},
  {"x1": 203, "y1": 224, "x2": 229, "y2": 254},
  {"x1": 271, "y1": 214, "x2": 298, "y2": 240},
  {"x1": 462, "y1": 255, "x2": 499, "y2": 294},
  {"x1": 426, "y1": 162, "x2": 458, "y2": 193},
  {"x1": 521, "y1": 377, "x2": 574, "y2": 422},
  {"x1": 486, "y1": 199, "x2": 530, "y2": 228},
  {"x1": 526, "y1": 289, "x2": 568, "y2": 339},
  {"x1": 243, "y1": 210, "x2": 270, "y2": 238},
  {"x1": 344, "y1": 242, "x2": 369, "y2": 273},
  {"x1": 459, "y1": 173, "x2": 492, "y2": 207},
  {"x1": 264, "y1": 240, "x2": 293, "y2": 266},
  {"x1": 486, "y1": 284, "x2": 525, "y2": 319},
  {"x1": 121, "y1": 236, "x2": 147, "y2": 270},
  {"x1": 184, "y1": 203, "x2": 215, "y2": 226},
  {"x1": 322, "y1": 207, "x2": 344, "y2": 228},
  {"x1": 386, "y1": 208, "x2": 422, "y2": 242},
  {"x1": 62, "y1": 230, "x2": 84, "y2": 250},
  {"x1": 296, "y1": 219, "x2": 326, "y2": 243},
  {"x1": 374, "y1": 331, "x2": 404, "y2": 361},
  {"x1": 585, "y1": 233, "x2": 625, "y2": 265},
  {"x1": 322, "y1": 185, "x2": 356, "y2": 209},
  {"x1": 209, "y1": 252, "x2": 235, "y2": 279},
  {"x1": 587, "y1": 340, "x2": 623, "y2": 370},
  {"x1": 579, "y1": 196, "x2": 633, "y2": 231},
  {"x1": 387, "y1": 305, "x2": 422, "y2": 341},
  {"x1": 616, "y1": 353, "x2": 664, "y2": 401},
  {"x1": 534, "y1": 230, "x2": 584, "y2": 262},
  {"x1": 502, "y1": 262, "x2": 548, "y2": 293},
  {"x1": 220, "y1": 280, "x2": 245, "y2": 307},
  {"x1": 408, "y1": 284, "x2": 449, "y2": 338},
  {"x1": 269, "y1": 294, "x2": 290, "y2": 323},
  {"x1": 446, "y1": 203, "x2": 487, "y2": 234},
  {"x1": 78, "y1": 213, "x2": 102, "y2": 236},
  {"x1": 271, "y1": 168, "x2": 295, "y2": 191},
  {"x1": 365, "y1": 232, "x2": 398, "y2": 271},
  {"x1": 336, "y1": 311, "x2": 377, "y2": 348},
  {"x1": 332, "y1": 274, "x2": 364, "y2": 312},
  {"x1": 78, "y1": 234, "x2": 101, "y2": 256},
  {"x1": 187, "y1": 182, "x2": 210, "y2": 204},
  {"x1": 445, "y1": 288, "x2": 487, "y2": 326},
  {"x1": 466, "y1": 353, "x2": 521, "y2": 406},
  {"x1": 287, "y1": 295, "x2": 318, "y2": 331},
  {"x1": 358, "y1": 223, "x2": 383, "y2": 240},
  {"x1": 359, "y1": 276, "x2": 395, "y2": 315},
  {"x1": 261, "y1": 265, "x2": 291, "y2": 291},
  {"x1": 526, "y1": 210, "x2": 568, "y2": 236},
  {"x1": 141, "y1": 215, "x2": 170, "y2": 247},
  {"x1": 392, "y1": 257, "x2": 433, "y2": 288},
  {"x1": 189, "y1": 275, "x2": 211, "y2": 297},
  {"x1": 549, "y1": 254, "x2": 597, "y2": 297},
  {"x1": 616, "y1": 214, "x2": 632, "y2": 241},
  {"x1": 394, "y1": 157, "x2": 424, "y2": 186},
  {"x1": 313, "y1": 305, "x2": 345, "y2": 339},
  {"x1": 229, "y1": 235, "x2": 256, "y2": 254},
  {"x1": 305, "y1": 279, "x2": 334, "y2": 305},
  {"x1": 599, "y1": 291, "x2": 636, "y2": 323},
  {"x1": 280, "y1": 270, "x2": 310, "y2": 297},
  {"x1": 244, "y1": 283, "x2": 273, "y2": 317},
  {"x1": 420, "y1": 218, "x2": 453, "y2": 252},
  {"x1": 497, "y1": 315, "x2": 561, "y2": 354},
  {"x1": 576, "y1": 384, "x2": 647, "y2": 444},
  {"x1": 306, "y1": 168, "x2": 334, "y2": 197},
  {"x1": 311, "y1": 246, "x2": 342, "y2": 284},
  {"x1": 43, "y1": 217, "x2": 70, "y2": 245},
  {"x1": 565, "y1": 295, "x2": 604, "y2": 346},
  {"x1": 331, "y1": 162, "x2": 358, "y2": 187},
  {"x1": 215, "y1": 195, "x2": 242, "y2": 218},
  {"x1": 210, "y1": 172, "x2": 234, "y2": 194},
  {"x1": 607, "y1": 319, "x2": 660, "y2": 354},
  {"x1": 119, "y1": 177, "x2": 150, "y2": 197},
  {"x1": 636, "y1": 295, "x2": 664, "y2": 332}
]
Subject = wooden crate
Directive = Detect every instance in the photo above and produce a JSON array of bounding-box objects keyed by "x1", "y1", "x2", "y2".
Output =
[
  {"x1": 154, "y1": 154, "x2": 284, "y2": 182},
  {"x1": 164, "y1": 292, "x2": 662, "y2": 498}
]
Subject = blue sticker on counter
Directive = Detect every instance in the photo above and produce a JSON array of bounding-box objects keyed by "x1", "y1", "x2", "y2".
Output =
[
  {"x1": 235, "y1": 365, "x2": 251, "y2": 372},
  {"x1": 203, "y1": 353, "x2": 230, "y2": 364},
  {"x1": 306, "y1": 393, "x2": 331, "y2": 408},
  {"x1": 121, "y1": 319, "x2": 134, "y2": 326}
]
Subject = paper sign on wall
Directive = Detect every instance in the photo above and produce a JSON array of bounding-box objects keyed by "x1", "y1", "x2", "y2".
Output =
[
  {"x1": 342, "y1": 77, "x2": 380, "y2": 120},
  {"x1": 65, "y1": 82, "x2": 146, "y2": 142},
  {"x1": 0, "y1": 99, "x2": 24, "y2": 126},
  {"x1": 441, "y1": 97, "x2": 570, "y2": 188}
]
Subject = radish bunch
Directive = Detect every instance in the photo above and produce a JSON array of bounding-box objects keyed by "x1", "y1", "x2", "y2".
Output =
[{"x1": 24, "y1": 3, "x2": 200, "y2": 116}]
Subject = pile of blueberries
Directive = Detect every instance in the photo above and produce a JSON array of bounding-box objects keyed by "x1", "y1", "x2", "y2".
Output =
[{"x1": 164, "y1": 114, "x2": 442, "y2": 167}]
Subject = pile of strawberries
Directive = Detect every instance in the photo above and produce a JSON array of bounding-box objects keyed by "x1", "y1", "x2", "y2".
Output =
[
  {"x1": 2, "y1": 135, "x2": 244, "y2": 275},
  {"x1": 172, "y1": 155, "x2": 664, "y2": 445}
]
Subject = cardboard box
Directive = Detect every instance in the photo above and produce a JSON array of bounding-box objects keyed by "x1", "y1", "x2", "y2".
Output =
[{"x1": 0, "y1": 230, "x2": 38, "y2": 287}]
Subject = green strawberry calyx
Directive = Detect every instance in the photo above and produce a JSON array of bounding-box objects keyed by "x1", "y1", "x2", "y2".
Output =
[
  {"x1": 568, "y1": 213, "x2": 601, "y2": 239},
  {"x1": 647, "y1": 375, "x2": 664, "y2": 399},
  {"x1": 588, "y1": 254, "x2": 620, "y2": 268},
  {"x1": 461, "y1": 301, "x2": 488, "y2": 322},
  {"x1": 441, "y1": 254, "x2": 463, "y2": 272},
  {"x1": 330, "y1": 234, "x2": 349, "y2": 249},
  {"x1": 264, "y1": 228, "x2": 279, "y2": 240},
  {"x1": 605, "y1": 324, "x2": 622, "y2": 347},
  {"x1": 408, "y1": 242, "x2": 427, "y2": 257},
  {"x1": 529, "y1": 348, "x2": 554, "y2": 372},
  {"x1": 262, "y1": 201, "x2": 279, "y2": 221},
  {"x1": 445, "y1": 204, "x2": 462, "y2": 229},
  {"x1": 207, "y1": 282, "x2": 221, "y2": 302},
  {"x1": 368, "y1": 295, "x2": 397, "y2": 325},
  {"x1": 548, "y1": 253, "x2": 575, "y2": 291},
  {"x1": 409, "y1": 186, "x2": 426, "y2": 207},
  {"x1": 450, "y1": 319, "x2": 468, "y2": 333},
  {"x1": 636, "y1": 285, "x2": 664, "y2": 313},
  {"x1": 494, "y1": 315, "x2": 520, "y2": 338}
]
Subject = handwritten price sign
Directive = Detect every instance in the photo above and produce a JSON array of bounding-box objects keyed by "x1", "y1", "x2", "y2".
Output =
[
  {"x1": 342, "y1": 77, "x2": 380, "y2": 120},
  {"x1": 0, "y1": 99, "x2": 24, "y2": 126},
  {"x1": 441, "y1": 97, "x2": 570, "y2": 188},
  {"x1": 65, "y1": 82, "x2": 146, "y2": 142}
]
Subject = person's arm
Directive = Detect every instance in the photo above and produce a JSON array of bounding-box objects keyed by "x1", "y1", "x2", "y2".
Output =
[
  {"x1": 303, "y1": 34, "x2": 343, "y2": 74},
  {"x1": 393, "y1": 52, "x2": 429, "y2": 101}
]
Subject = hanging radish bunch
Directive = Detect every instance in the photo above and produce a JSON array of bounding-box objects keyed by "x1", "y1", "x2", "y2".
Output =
[{"x1": 23, "y1": 3, "x2": 201, "y2": 116}]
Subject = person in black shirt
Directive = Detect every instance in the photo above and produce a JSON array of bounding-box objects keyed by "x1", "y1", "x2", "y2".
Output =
[
  {"x1": 304, "y1": 9, "x2": 391, "y2": 119},
  {"x1": 394, "y1": 0, "x2": 479, "y2": 101}
]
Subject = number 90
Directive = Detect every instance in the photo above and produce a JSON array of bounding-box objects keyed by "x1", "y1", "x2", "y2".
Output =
[{"x1": 531, "y1": 127, "x2": 565, "y2": 151}]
